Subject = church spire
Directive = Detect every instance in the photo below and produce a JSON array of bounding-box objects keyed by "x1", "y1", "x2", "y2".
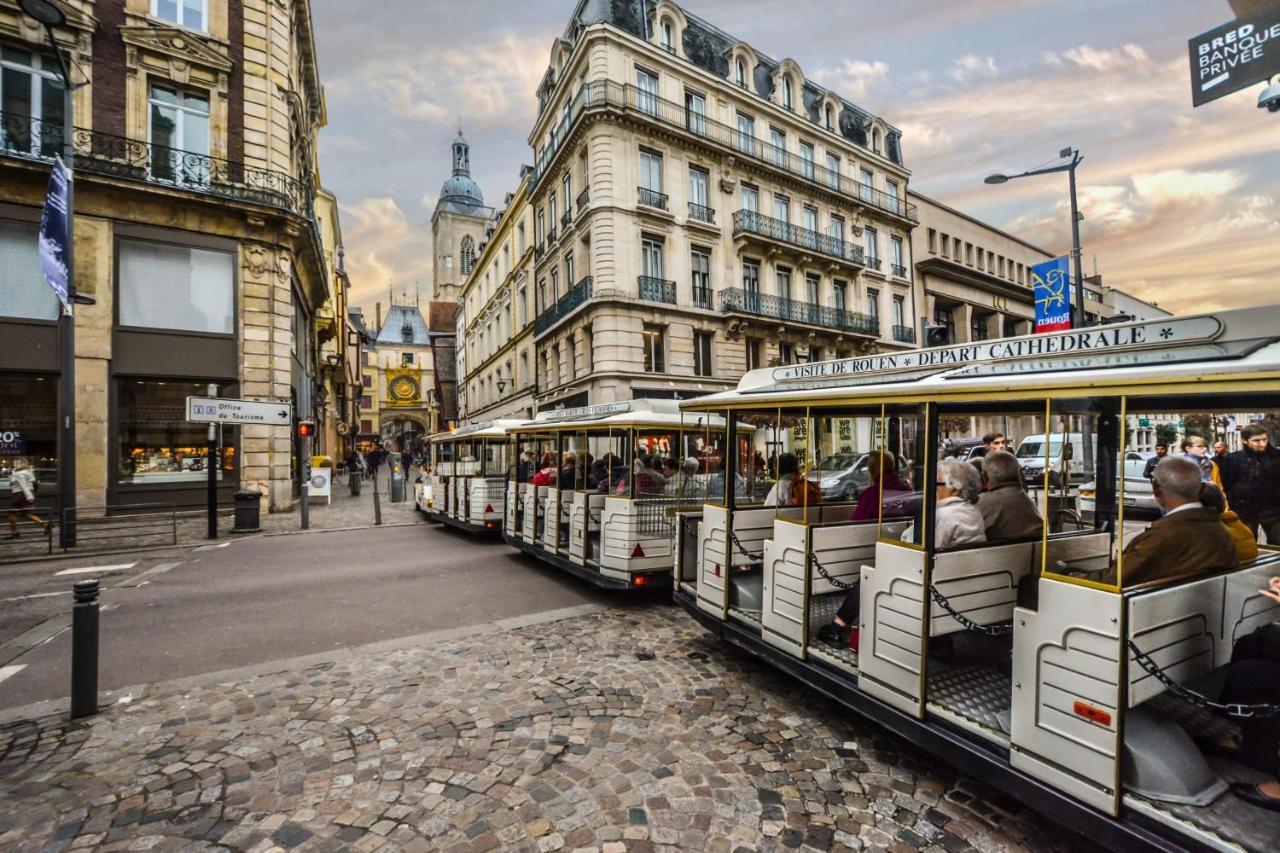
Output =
[{"x1": 452, "y1": 127, "x2": 470, "y2": 177}]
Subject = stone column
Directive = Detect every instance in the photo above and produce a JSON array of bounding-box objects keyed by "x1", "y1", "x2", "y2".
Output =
[
  {"x1": 73, "y1": 216, "x2": 113, "y2": 510},
  {"x1": 953, "y1": 303, "x2": 974, "y2": 343},
  {"x1": 985, "y1": 311, "x2": 1004, "y2": 340}
]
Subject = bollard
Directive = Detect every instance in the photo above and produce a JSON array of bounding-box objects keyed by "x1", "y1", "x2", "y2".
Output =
[
  {"x1": 373, "y1": 470, "x2": 383, "y2": 526},
  {"x1": 70, "y1": 579, "x2": 99, "y2": 719}
]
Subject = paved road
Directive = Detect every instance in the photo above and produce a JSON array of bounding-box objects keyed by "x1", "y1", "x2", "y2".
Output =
[{"x1": 0, "y1": 523, "x2": 613, "y2": 710}]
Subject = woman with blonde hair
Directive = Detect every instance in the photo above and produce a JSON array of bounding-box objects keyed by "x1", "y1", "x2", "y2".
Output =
[{"x1": 6, "y1": 458, "x2": 48, "y2": 539}]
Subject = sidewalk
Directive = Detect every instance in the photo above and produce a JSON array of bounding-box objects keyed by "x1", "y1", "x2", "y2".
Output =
[{"x1": 0, "y1": 605, "x2": 1071, "y2": 853}]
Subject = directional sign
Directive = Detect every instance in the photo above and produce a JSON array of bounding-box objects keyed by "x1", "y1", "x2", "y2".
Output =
[
  {"x1": 186, "y1": 397, "x2": 292, "y2": 426},
  {"x1": 1189, "y1": 11, "x2": 1280, "y2": 106}
]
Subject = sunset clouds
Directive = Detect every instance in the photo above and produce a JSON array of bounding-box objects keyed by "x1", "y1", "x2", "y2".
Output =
[{"x1": 311, "y1": 0, "x2": 1277, "y2": 315}]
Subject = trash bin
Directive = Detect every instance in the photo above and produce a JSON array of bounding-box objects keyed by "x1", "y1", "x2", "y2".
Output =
[
  {"x1": 232, "y1": 489, "x2": 262, "y2": 533},
  {"x1": 350, "y1": 470, "x2": 362, "y2": 496},
  {"x1": 388, "y1": 452, "x2": 405, "y2": 503}
]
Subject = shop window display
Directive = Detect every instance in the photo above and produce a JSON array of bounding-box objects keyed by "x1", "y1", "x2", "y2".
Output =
[
  {"x1": 0, "y1": 374, "x2": 57, "y2": 493},
  {"x1": 117, "y1": 380, "x2": 236, "y2": 484}
]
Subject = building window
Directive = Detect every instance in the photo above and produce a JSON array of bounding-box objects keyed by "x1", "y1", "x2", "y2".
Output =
[
  {"x1": 362, "y1": 375, "x2": 372, "y2": 388},
  {"x1": 1003, "y1": 317, "x2": 1018, "y2": 338},
  {"x1": 872, "y1": 127, "x2": 882, "y2": 154},
  {"x1": 460, "y1": 235, "x2": 476, "y2": 274},
  {"x1": 0, "y1": 219, "x2": 58, "y2": 320},
  {"x1": 743, "y1": 259, "x2": 760, "y2": 308},
  {"x1": 0, "y1": 46, "x2": 66, "y2": 158},
  {"x1": 808, "y1": 344, "x2": 822, "y2": 363},
  {"x1": 564, "y1": 250, "x2": 574, "y2": 286},
  {"x1": 971, "y1": 313, "x2": 988, "y2": 342},
  {"x1": 864, "y1": 227, "x2": 878, "y2": 264},
  {"x1": 153, "y1": 0, "x2": 206, "y2": 31},
  {"x1": 694, "y1": 331, "x2": 713, "y2": 377},
  {"x1": 0, "y1": 374, "x2": 56, "y2": 491},
  {"x1": 741, "y1": 182, "x2": 759, "y2": 213},
  {"x1": 118, "y1": 379, "x2": 236, "y2": 485},
  {"x1": 736, "y1": 112, "x2": 755, "y2": 153},
  {"x1": 688, "y1": 165, "x2": 710, "y2": 218},
  {"x1": 772, "y1": 194, "x2": 789, "y2": 224},
  {"x1": 799, "y1": 141, "x2": 815, "y2": 179},
  {"x1": 825, "y1": 104, "x2": 835, "y2": 131},
  {"x1": 660, "y1": 19, "x2": 675, "y2": 52},
  {"x1": 776, "y1": 267, "x2": 791, "y2": 301},
  {"x1": 805, "y1": 273, "x2": 819, "y2": 306},
  {"x1": 828, "y1": 214, "x2": 844, "y2": 243},
  {"x1": 782, "y1": 77, "x2": 794, "y2": 110},
  {"x1": 639, "y1": 149, "x2": 663, "y2": 200},
  {"x1": 518, "y1": 222, "x2": 527, "y2": 253},
  {"x1": 403, "y1": 352, "x2": 417, "y2": 366},
  {"x1": 550, "y1": 268, "x2": 559, "y2": 300},
  {"x1": 778, "y1": 342, "x2": 794, "y2": 365},
  {"x1": 518, "y1": 287, "x2": 527, "y2": 325},
  {"x1": 536, "y1": 209, "x2": 545, "y2": 245},
  {"x1": 866, "y1": 288, "x2": 880, "y2": 321},
  {"x1": 360, "y1": 419, "x2": 373, "y2": 434},
  {"x1": 691, "y1": 247, "x2": 711, "y2": 308},
  {"x1": 859, "y1": 167, "x2": 874, "y2": 203},
  {"x1": 769, "y1": 126, "x2": 786, "y2": 166},
  {"x1": 641, "y1": 236, "x2": 664, "y2": 279},
  {"x1": 927, "y1": 229, "x2": 937, "y2": 254},
  {"x1": 891, "y1": 235, "x2": 905, "y2": 275},
  {"x1": 537, "y1": 278, "x2": 546, "y2": 314},
  {"x1": 893, "y1": 294, "x2": 905, "y2": 328},
  {"x1": 833, "y1": 280, "x2": 847, "y2": 313},
  {"x1": 685, "y1": 89, "x2": 707, "y2": 134},
  {"x1": 149, "y1": 84, "x2": 210, "y2": 184},
  {"x1": 570, "y1": 332, "x2": 579, "y2": 376},
  {"x1": 548, "y1": 193, "x2": 557, "y2": 229},
  {"x1": 825, "y1": 152, "x2": 840, "y2": 189},
  {"x1": 735, "y1": 58, "x2": 748, "y2": 88},
  {"x1": 965, "y1": 243, "x2": 974, "y2": 266},
  {"x1": 885, "y1": 179, "x2": 900, "y2": 214},
  {"x1": 802, "y1": 205, "x2": 818, "y2": 238},
  {"x1": 935, "y1": 305, "x2": 955, "y2": 342},
  {"x1": 119, "y1": 239, "x2": 234, "y2": 334},
  {"x1": 745, "y1": 338, "x2": 762, "y2": 371},
  {"x1": 636, "y1": 67, "x2": 659, "y2": 115},
  {"x1": 361, "y1": 396, "x2": 372, "y2": 410},
  {"x1": 561, "y1": 172, "x2": 572, "y2": 216},
  {"x1": 642, "y1": 324, "x2": 666, "y2": 373}
]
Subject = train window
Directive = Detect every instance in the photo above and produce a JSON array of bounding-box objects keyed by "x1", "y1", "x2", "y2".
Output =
[
  {"x1": 879, "y1": 405, "x2": 928, "y2": 547},
  {"x1": 483, "y1": 438, "x2": 508, "y2": 478},
  {"x1": 585, "y1": 429, "x2": 626, "y2": 494},
  {"x1": 633, "y1": 427, "x2": 677, "y2": 498},
  {"x1": 731, "y1": 410, "x2": 778, "y2": 509},
  {"x1": 513, "y1": 436, "x2": 537, "y2": 483},
  {"x1": 808, "y1": 410, "x2": 881, "y2": 522},
  {"x1": 561, "y1": 431, "x2": 589, "y2": 491},
  {"x1": 676, "y1": 415, "x2": 726, "y2": 505}
]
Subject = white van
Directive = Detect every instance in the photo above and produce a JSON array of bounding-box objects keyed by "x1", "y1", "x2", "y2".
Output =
[{"x1": 1014, "y1": 432, "x2": 1093, "y2": 487}]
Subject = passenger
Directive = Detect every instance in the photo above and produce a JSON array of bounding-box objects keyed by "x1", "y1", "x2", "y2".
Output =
[
  {"x1": 819, "y1": 459, "x2": 983, "y2": 647},
  {"x1": 969, "y1": 431, "x2": 1006, "y2": 463},
  {"x1": 1119, "y1": 456, "x2": 1236, "y2": 587},
  {"x1": 559, "y1": 451, "x2": 578, "y2": 487},
  {"x1": 633, "y1": 455, "x2": 666, "y2": 496},
  {"x1": 1213, "y1": 438, "x2": 1230, "y2": 470},
  {"x1": 586, "y1": 457, "x2": 609, "y2": 491},
  {"x1": 1142, "y1": 443, "x2": 1167, "y2": 480},
  {"x1": 1220, "y1": 423, "x2": 1280, "y2": 543},
  {"x1": 1199, "y1": 483, "x2": 1259, "y2": 564},
  {"x1": 1181, "y1": 435, "x2": 1224, "y2": 489},
  {"x1": 763, "y1": 453, "x2": 806, "y2": 507},
  {"x1": 531, "y1": 452, "x2": 558, "y2": 486},
  {"x1": 849, "y1": 451, "x2": 911, "y2": 522},
  {"x1": 667, "y1": 457, "x2": 702, "y2": 499},
  {"x1": 976, "y1": 451, "x2": 1043, "y2": 541}
]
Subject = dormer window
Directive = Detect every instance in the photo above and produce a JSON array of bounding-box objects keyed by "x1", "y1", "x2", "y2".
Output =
[
  {"x1": 782, "y1": 78, "x2": 794, "y2": 110},
  {"x1": 872, "y1": 127, "x2": 882, "y2": 154},
  {"x1": 660, "y1": 19, "x2": 675, "y2": 53},
  {"x1": 401, "y1": 322, "x2": 413, "y2": 343},
  {"x1": 825, "y1": 105, "x2": 834, "y2": 131},
  {"x1": 736, "y1": 59, "x2": 747, "y2": 88}
]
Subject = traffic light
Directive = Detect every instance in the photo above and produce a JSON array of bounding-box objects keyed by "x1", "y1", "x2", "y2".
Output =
[{"x1": 297, "y1": 420, "x2": 316, "y2": 438}]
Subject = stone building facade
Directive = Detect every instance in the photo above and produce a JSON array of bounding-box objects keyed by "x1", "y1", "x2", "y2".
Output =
[
  {"x1": 0, "y1": 0, "x2": 340, "y2": 512},
  {"x1": 524, "y1": 0, "x2": 918, "y2": 410}
]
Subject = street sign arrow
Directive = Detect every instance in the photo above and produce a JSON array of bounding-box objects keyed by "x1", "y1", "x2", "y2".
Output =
[{"x1": 187, "y1": 397, "x2": 293, "y2": 426}]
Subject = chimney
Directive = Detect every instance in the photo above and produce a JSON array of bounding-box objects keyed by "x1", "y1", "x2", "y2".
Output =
[{"x1": 376, "y1": 302, "x2": 382, "y2": 332}]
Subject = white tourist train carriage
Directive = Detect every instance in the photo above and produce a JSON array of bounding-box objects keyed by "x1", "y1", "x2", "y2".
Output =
[
  {"x1": 676, "y1": 306, "x2": 1280, "y2": 853},
  {"x1": 503, "y1": 399, "x2": 732, "y2": 589},
  {"x1": 426, "y1": 420, "x2": 523, "y2": 533}
]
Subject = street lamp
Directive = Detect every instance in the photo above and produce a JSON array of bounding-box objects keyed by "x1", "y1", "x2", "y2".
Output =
[
  {"x1": 985, "y1": 147, "x2": 1087, "y2": 328},
  {"x1": 21, "y1": 0, "x2": 84, "y2": 547}
]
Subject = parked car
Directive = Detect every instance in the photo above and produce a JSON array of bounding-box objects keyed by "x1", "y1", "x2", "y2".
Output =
[
  {"x1": 813, "y1": 451, "x2": 910, "y2": 502},
  {"x1": 1015, "y1": 433, "x2": 1095, "y2": 488},
  {"x1": 1076, "y1": 475, "x2": 1161, "y2": 522}
]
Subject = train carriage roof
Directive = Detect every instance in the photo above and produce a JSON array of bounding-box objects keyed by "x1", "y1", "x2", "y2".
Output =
[
  {"x1": 429, "y1": 419, "x2": 528, "y2": 443},
  {"x1": 680, "y1": 306, "x2": 1280, "y2": 410}
]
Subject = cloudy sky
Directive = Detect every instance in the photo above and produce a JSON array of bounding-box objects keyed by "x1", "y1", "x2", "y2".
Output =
[{"x1": 311, "y1": 0, "x2": 1279, "y2": 317}]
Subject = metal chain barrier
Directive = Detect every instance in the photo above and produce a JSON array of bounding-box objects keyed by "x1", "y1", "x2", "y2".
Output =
[
  {"x1": 927, "y1": 585, "x2": 1014, "y2": 636},
  {"x1": 729, "y1": 528, "x2": 763, "y2": 562},
  {"x1": 809, "y1": 551, "x2": 857, "y2": 590},
  {"x1": 1125, "y1": 639, "x2": 1280, "y2": 719}
]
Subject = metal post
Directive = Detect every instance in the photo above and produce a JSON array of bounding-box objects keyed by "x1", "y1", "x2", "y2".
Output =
[
  {"x1": 70, "y1": 578, "x2": 98, "y2": 719},
  {"x1": 55, "y1": 39, "x2": 76, "y2": 550},
  {"x1": 300, "y1": 432, "x2": 310, "y2": 530},
  {"x1": 373, "y1": 466, "x2": 383, "y2": 526},
  {"x1": 206, "y1": 382, "x2": 217, "y2": 539},
  {"x1": 1068, "y1": 155, "x2": 1086, "y2": 329}
]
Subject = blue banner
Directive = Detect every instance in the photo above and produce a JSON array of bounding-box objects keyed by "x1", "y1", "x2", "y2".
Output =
[
  {"x1": 1031, "y1": 255, "x2": 1072, "y2": 332},
  {"x1": 38, "y1": 155, "x2": 72, "y2": 314}
]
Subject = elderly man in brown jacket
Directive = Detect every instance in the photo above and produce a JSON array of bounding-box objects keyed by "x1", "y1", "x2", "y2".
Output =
[
  {"x1": 976, "y1": 451, "x2": 1043, "y2": 541},
  {"x1": 1121, "y1": 455, "x2": 1237, "y2": 587}
]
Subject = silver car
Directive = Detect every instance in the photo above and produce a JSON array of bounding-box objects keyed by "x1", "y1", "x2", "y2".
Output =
[
  {"x1": 815, "y1": 452, "x2": 909, "y2": 502},
  {"x1": 1076, "y1": 475, "x2": 1160, "y2": 521}
]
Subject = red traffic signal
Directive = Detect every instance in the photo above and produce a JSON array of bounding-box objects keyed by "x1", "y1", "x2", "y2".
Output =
[{"x1": 297, "y1": 420, "x2": 316, "y2": 438}]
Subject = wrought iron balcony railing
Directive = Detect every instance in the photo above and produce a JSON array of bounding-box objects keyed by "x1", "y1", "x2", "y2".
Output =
[
  {"x1": 688, "y1": 202, "x2": 715, "y2": 224},
  {"x1": 732, "y1": 209, "x2": 865, "y2": 266},
  {"x1": 637, "y1": 186, "x2": 669, "y2": 210},
  {"x1": 720, "y1": 288, "x2": 879, "y2": 336},
  {"x1": 534, "y1": 275, "x2": 593, "y2": 336},
  {"x1": 528, "y1": 81, "x2": 917, "y2": 223},
  {"x1": 893, "y1": 325, "x2": 916, "y2": 344},
  {"x1": 534, "y1": 243, "x2": 545, "y2": 260},
  {"x1": 0, "y1": 112, "x2": 313, "y2": 221},
  {"x1": 561, "y1": 210, "x2": 572, "y2": 228},
  {"x1": 638, "y1": 276, "x2": 677, "y2": 304},
  {"x1": 891, "y1": 263, "x2": 908, "y2": 278},
  {"x1": 865, "y1": 256, "x2": 882, "y2": 271},
  {"x1": 576, "y1": 186, "x2": 589, "y2": 214},
  {"x1": 546, "y1": 225, "x2": 558, "y2": 244},
  {"x1": 692, "y1": 286, "x2": 713, "y2": 309}
]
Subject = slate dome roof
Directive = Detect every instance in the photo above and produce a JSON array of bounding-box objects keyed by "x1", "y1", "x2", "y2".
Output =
[{"x1": 438, "y1": 130, "x2": 485, "y2": 215}]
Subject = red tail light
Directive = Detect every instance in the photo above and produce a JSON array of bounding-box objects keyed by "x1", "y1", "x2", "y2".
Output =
[
  {"x1": 631, "y1": 544, "x2": 645, "y2": 558},
  {"x1": 1073, "y1": 701, "x2": 1112, "y2": 727},
  {"x1": 634, "y1": 575, "x2": 649, "y2": 586}
]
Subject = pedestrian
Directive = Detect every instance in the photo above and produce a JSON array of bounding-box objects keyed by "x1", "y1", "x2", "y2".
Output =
[
  {"x1": 970, "y1": 431, "x2": 1006, "y2": 460},
  {"x1": 1180, "y1": 435, "x2": 1224, "y2": 489},
  {"x1": 1221, "y1": 423, "x2": 1280, "y2": 543},
  {"x1": 5, "y1": 458, "x2": 48, "y2": 539},
  {"x1": 1213, "y1": 438, "x2": 1230, "y2": 469},
  {"x1": 1142, "y1": 444, "x2": 1168, "y2": 480},
  {"x1": 368, "y1": 447, "x2": 385, "y2": 482}
]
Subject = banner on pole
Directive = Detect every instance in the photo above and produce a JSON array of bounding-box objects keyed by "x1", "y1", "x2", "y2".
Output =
[
  {"x1": 1031, "y1": 255, "x2": 1072, "y2": 333},
  {"x1": 38, "y1": 155, "x2": 72, "y2": 314}
]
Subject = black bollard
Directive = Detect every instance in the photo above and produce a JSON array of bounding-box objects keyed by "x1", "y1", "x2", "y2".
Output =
[
  {"x1": 70, "y1": 579, "x2": 99, "y2": 719},
  {"x1": 373, "y1": 471, "x2": 383, "y2": 526}
]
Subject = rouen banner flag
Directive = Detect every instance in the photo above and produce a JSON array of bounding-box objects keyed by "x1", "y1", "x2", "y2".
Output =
[
  {"x1": 38, "y1": 155, "x2": 72, "y2": 315},
  {"x1": 1031, "y1": 255, "x2": 1072, "y2": 333}
]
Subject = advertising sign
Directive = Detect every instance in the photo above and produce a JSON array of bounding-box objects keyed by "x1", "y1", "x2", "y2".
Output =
[
  {"x1": 186, "y1": 397, "x2": 292, "y2": 426},
  {"x1": 1031, "y1": 256, "x2": 1073, "y2": 333},
  {"x1": 38, "y1": 156, "x2": 72, "y2": 313},
  {"x1": 0, "y1": 430, "x2": 24, "y2": 455},
  {"x1": 308, "y1": 468, "x2": 332, "y2": 502},
  {"x1": 1189, "y1": 11, "x2": 1280, "y2": 106}
]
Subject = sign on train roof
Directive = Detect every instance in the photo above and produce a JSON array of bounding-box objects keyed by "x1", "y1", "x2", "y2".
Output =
[
  {"x1": 764, "y1": 315, "x2": 1223, "y2": 388},
  {"x1": 533, "y1": 401, "x2": 631, "y2": 423}
]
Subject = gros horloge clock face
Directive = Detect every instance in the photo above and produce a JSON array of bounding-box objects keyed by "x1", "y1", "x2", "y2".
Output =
[{"x1": 389, "y1": 375, "x2": 419, "y2": 401}]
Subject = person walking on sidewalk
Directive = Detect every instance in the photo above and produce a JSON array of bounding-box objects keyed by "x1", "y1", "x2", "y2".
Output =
[
  {"x1": 368, "y1": 447, "x2": 386, "y2": 484},
  {"x1": 1221, "y1": 423, "x2": 1280, "y2": 543},
  {"x1": 6, "y1": 458, "x2": 48, "y2": 539}
]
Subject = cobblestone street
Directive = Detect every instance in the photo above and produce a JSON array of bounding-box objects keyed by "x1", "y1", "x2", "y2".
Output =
[{"x1": 0, "y1": 604, "x2": 1074, "y2": 852}]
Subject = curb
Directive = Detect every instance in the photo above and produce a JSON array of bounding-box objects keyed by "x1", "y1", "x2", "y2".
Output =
[{"x1": 0, "y1": 603, "x2": 606, "y2": 726}]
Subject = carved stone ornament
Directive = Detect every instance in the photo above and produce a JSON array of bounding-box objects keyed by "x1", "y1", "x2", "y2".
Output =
[
  {"x1": 719, "y1": 176, "x2": 737, "y2": 194},
  {"x1": 244, "y1": 245, "x2": 269, "y2": 276}
]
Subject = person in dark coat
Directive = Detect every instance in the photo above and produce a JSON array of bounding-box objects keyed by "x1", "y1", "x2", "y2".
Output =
[
  {"x1": 976, "y1": 451, "x2": 1043, "y2": 541},
  {"x1": 1142, "y1": 444, "x2": 1167, "y2": 480},
  {"x1": 1120, "y1": 456, "x2": 1237, "y2": 587},
  {"x1": 1220, "y1": 423, "x2": 1280, "y2": 543}
]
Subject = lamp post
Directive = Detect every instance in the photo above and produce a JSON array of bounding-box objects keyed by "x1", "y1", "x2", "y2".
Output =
[
  {"x1": 21, "y1": 0, "x2": 84, "y2": 547},
  {"x1": 985, "y1": 147, "x2": 1087, "y2": 328}
]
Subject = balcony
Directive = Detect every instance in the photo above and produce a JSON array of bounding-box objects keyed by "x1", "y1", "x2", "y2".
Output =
[
  {"x1": 864, "y1": 256, "x2": 882, "y2": 272},
  {"x1": 638, "y1": 276, "x2": 677, "y2": 304},
  {"x1": 0, "y1": 111, "x2": 314, "y2": 221},
  {"x1": 692, "y1": 286, "x2": 713, "y2": 310},
  {"x1": 546, "y1": 225, "x2": 558, "y2": 244},
  {"x1": 576, "y1": 186, "x2": 589, "y2": 214},
  {"x1": 534, "y1": 275, "x2": 593, "y2": 336},
  {"x1": 891, "y1": 263, "x2": 908, "y2": 278},
  {"x1": 637, "y1": 186, "x2": 669, "y2": 210},
  {"x1": 561, "y1": 210, "x2": 572, "y2": 228},
  {"x1": 732, "y1": 209, "x2": 865, "y2": 268},
  {"x1": 893, "y1": 325, "x2": 916, "y2": 344},
  {"x1": 721, "y1": 288, "x2": 879, "y2": 336},
  {"x1": 529, "y1": 82, "x2": 917, "y2": 224},
  {"x1": 534, "y1": 243, "x2": 545, "y2": 261},
  {"x1": 688, "y1": 202, "x2": 715, "y2": 224}
]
